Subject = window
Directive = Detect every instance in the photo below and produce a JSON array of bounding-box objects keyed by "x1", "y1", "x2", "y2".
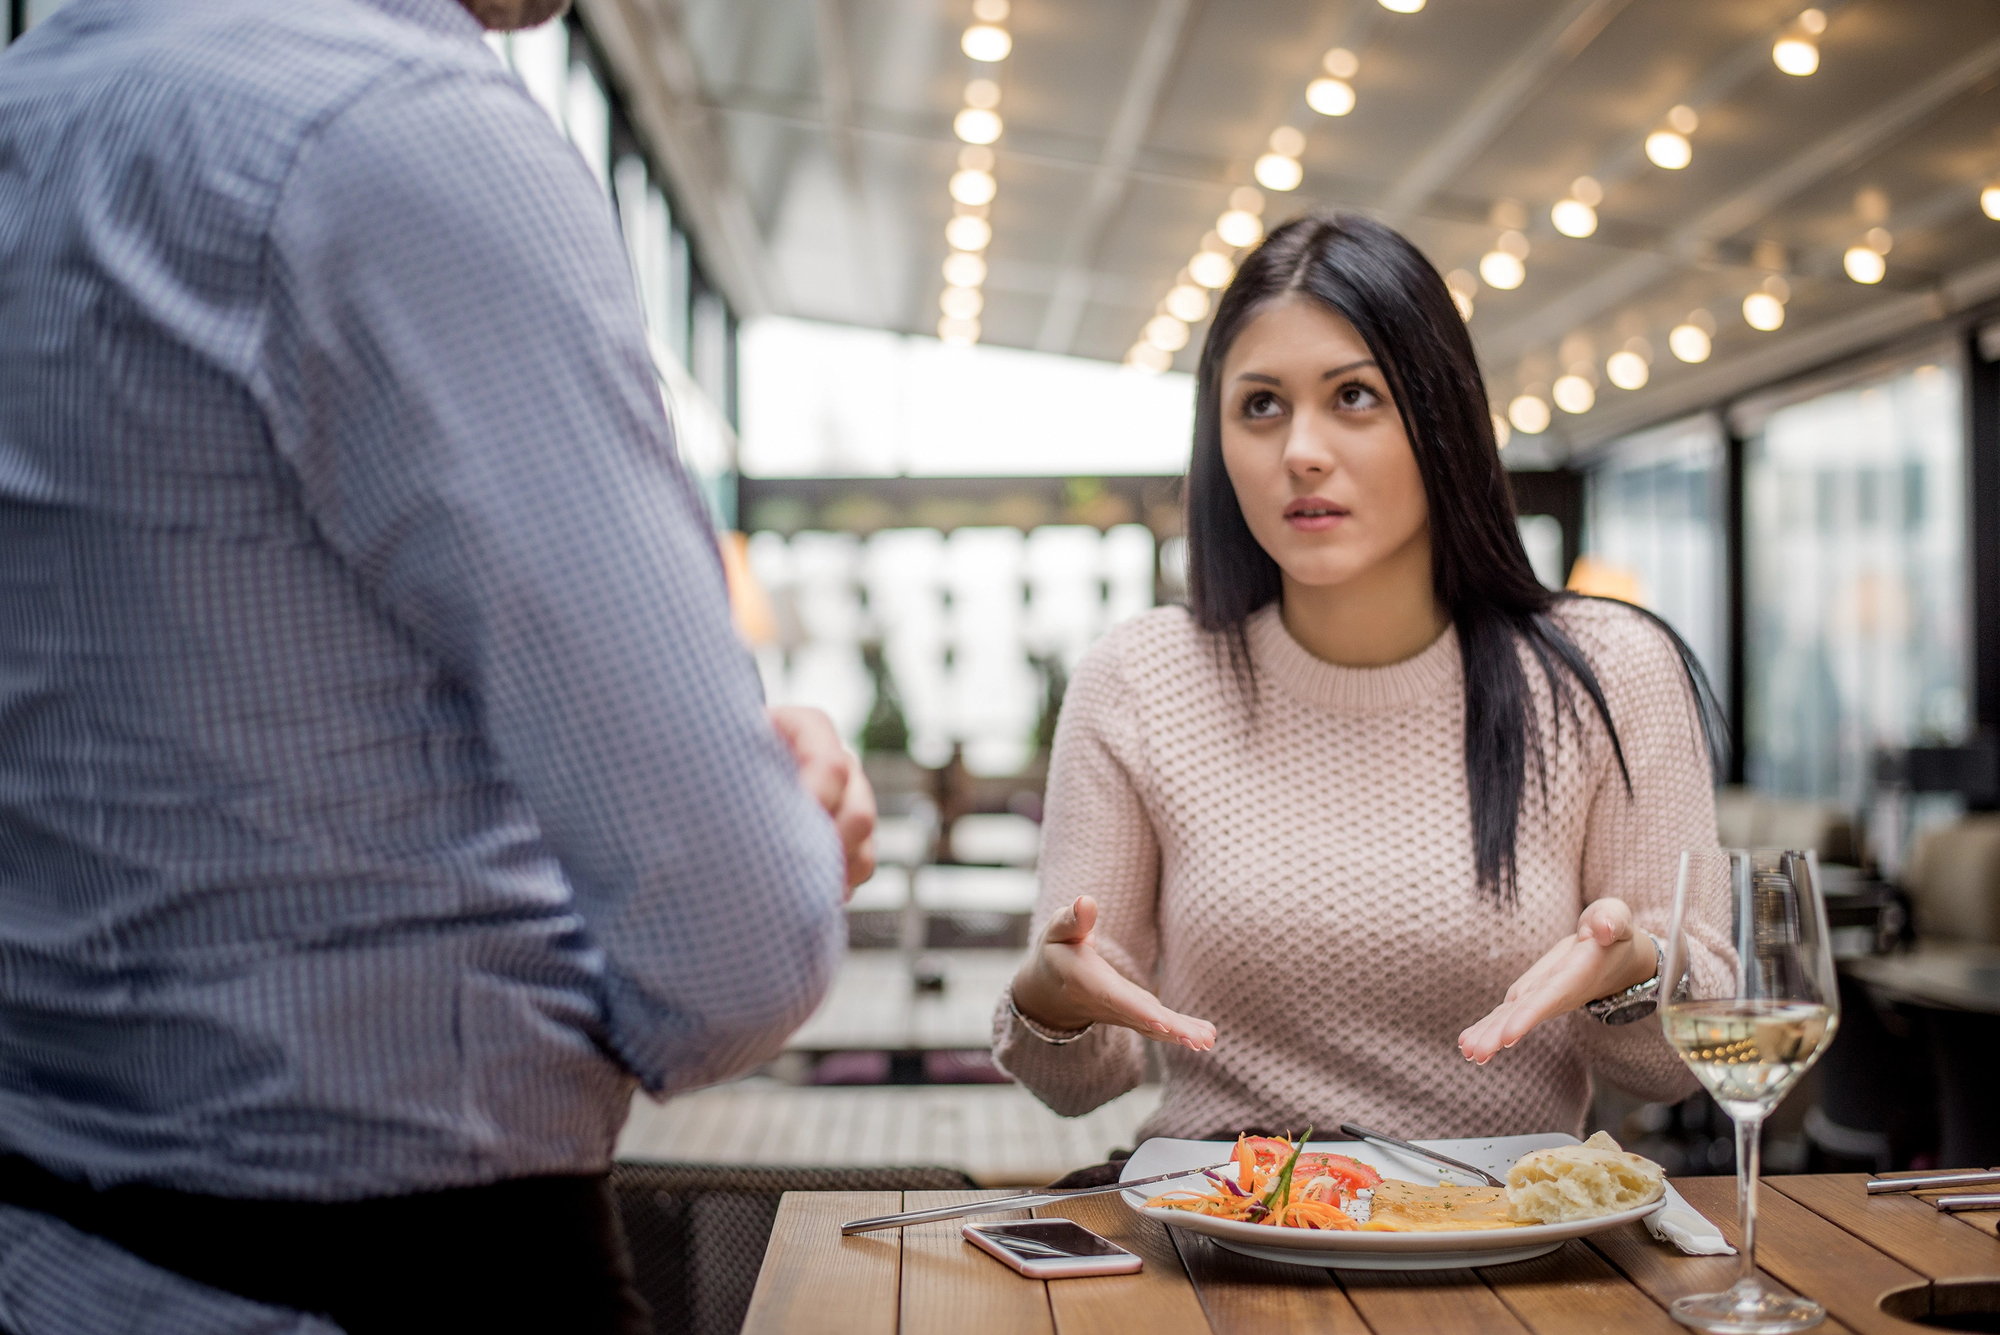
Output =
[
  {"x1": 1742, "y1": 358, "x2": 1968, "y2": 804},
  {"x1": 1582, "y1": 414, "x2": 1728, "y2": 688}
]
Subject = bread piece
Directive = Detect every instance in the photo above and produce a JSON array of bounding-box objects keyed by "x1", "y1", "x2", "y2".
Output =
[{"x1": 1505, "y1": 1131, "x2": 1664, "y2": 1223}]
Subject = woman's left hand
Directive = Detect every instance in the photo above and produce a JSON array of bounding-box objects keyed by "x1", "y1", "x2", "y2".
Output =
[{"x1": 1456, "y1": 897, "x2": 1657, "y2": 1065}]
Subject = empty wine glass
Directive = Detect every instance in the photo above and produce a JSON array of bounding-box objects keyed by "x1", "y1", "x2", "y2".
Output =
[{"x1": 1661, "y1": 849, "x2": 1841, "y2": 1334}]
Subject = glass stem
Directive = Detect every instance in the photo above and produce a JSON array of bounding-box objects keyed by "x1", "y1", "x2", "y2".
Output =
[{"x1": 1735, "y1": 1109, "x2": 1764, "y2": 1291}]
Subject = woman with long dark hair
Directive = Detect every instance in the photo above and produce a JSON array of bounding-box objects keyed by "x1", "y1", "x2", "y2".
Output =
[{"x1": 993, "y1": 214, "x2": 1728, "y2": 1142}]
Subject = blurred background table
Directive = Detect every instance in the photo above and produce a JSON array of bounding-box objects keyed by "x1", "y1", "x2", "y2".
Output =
[{"x1": 742, "y1": 1173, "x2": 2000, "y2": 1335}]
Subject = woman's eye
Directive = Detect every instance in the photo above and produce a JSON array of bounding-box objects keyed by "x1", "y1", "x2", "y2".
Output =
[
  {"x1": 1336, "y1": 383, "x2": 1381, "y2": 410},
  {"x1": 1243, "y1": 391, "x2": 1284, "y2": 418}
]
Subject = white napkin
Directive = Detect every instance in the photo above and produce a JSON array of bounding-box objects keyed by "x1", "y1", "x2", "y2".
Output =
[{"x1": 1645, "y1": 1187, "x2": 1735, "y2": 1256}]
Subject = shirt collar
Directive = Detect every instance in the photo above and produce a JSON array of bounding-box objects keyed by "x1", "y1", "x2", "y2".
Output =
[{"x1": 351, "y1": 0, "x2": 487, "y2": 42}]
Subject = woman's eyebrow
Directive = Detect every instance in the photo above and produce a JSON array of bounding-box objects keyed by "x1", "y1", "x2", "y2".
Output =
[{"x1": 1320, "y1": 359, "x2": 1378, "y2": 380}]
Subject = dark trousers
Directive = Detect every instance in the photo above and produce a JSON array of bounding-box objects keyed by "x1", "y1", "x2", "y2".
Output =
[{"x1": 0, "y1": 1155, "x2": 651, "y2": 1334}]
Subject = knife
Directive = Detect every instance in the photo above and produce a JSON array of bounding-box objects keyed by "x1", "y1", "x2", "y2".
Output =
[
  {"x1": 1338, "y1": 1122, "x2": 1508, "y2": 1188},
  {"x1": 839, "y1": 1162, "x2": 1232, "y2": 1235}
]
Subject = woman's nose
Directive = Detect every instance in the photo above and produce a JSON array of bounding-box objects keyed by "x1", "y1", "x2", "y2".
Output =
[{"x1": 1282, "y1": 421, "x2": 1336, "y2": 477}]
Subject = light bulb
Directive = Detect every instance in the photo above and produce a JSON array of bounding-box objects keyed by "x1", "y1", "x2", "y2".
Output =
[
  {"x1": 1799, "y1": 7, "x2": 1826, "y2": 34},
  {"x1": 942, "y1": 252, "x2": 987, "y2": 287},
  {"x1": 938, "y1": 316, "x2": 980, "y2": 345},
  {"x1": 1865, "y1": 227, "x2": 1893, "y2": 255},
  {"x1": 1165, "y1": 284, "x2": 1211, "y2": 322},
  {"x1": 1188, "y1": 251, "x2": 1235, "y2": 288},
  {"x1": 1843, "y1": 245, "x2": 1885, "y2": 284},
  {"x1": 945, "y1": 214, "x2": 992, "y2": 251},
  {"x1": 1323, "y1": 47, "x2": 1359, "y2": 78},
  {"x1": 1553, "y1": 374, "x2": 1596, "y2": 414},
  {"x1": 1743, "y1": 292, "x2": 1785, "y2": 331},
  {"x1": 961, "y1": 24, "x2": 1012, "y2": 62},
  {"x1": 948, "y1": 169, "x2": 996, "y2": 206},
  {"x1": 1773, "y1": 37, "x2": 1818, "y2": 75},
  {"x1": 1497, "y1": 229, "x2": 1530, "y2": 260},
  {"x1": 1668, "y1": 324, "x2": 1712, "y2": 363},
  {"x1": 1508, "y1": 394, "x2": 1551, "y2": 435},
  {"x1": 1983, "y1": 185, "x2": 2000, "y2": 220},
  {"x1": 1606, "y1": 351, "x2": 1649, "y2": 390},
  {"x1": 1645, "y1": 130, "x2": 1691, "y2": 170},
  {"x1": 1216, "y1": 209, "x2": 1264, "y2": 248},
  {"x1": 1127, "y1": 343, "x2": 1172, "y2": 373},
  {"x1": 1268, "y1": 126, "x2": 1306, "y2": 157},
  {"x1": 1144, "y1": 314, "x2": 1190, "y2": 352},
  {"x1": 1667, "y1": 104, "x2": 1699, "y2": 135},
  {"x1": 1229, "y1": 186, "x2": 1266, "y2": 214},
  {"x1": 1570, "y1": 175, "x2": 1604, "y2": 207},
  {"x1": 1307, "y1": 78, "x2": 1356, "y2": 116},
  {"x1": 1254, "y1": 153, "x2": 1303, "y2": 191},
  {"x1": 953, "y1": 107, "x2": 1002, "y2": 144},
  {"x1": 1480, "y1": 250, "x2": 1525, "y2": 290},
  {"x1": 940, "y1": 286, "x2": 984, "y2": 319},
  {"x1": 1551, "y1": 199, "x2": 1598, "y2": 238},
  {"x1": 963, "y1": 78, "x2": 1001, "y2": 109},
  {"x1": 1451, "y1": 289, "x2": 1474, "y2": 321},
  {"x1": 1491, "y1": 411, "x2": 1511, "y2": 449},
  {"x1": 1379, "y1": 0, "x2": 1424, "y2": 11}
]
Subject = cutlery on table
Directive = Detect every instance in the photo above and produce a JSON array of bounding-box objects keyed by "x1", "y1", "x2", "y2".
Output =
[
  {"x1": 1338, "y1": 1122, "x2": 1507, "y2": 1188},
  {"x1": 838, "y1": 1162, "x2": 1231, "y2": 1235},
  {"x1": 1865, "y1": 1170, "x2": 2000, "y2": 1195}
]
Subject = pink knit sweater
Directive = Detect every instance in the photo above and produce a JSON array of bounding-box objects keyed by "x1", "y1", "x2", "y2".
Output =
[{"x1": 992, "y1": 598, "x2": 1719, "y2": 1143}]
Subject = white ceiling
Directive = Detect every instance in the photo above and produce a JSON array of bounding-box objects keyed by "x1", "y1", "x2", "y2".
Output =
[{"x1": 591, "y1": 0, "x2": 2000, "y2": 457}]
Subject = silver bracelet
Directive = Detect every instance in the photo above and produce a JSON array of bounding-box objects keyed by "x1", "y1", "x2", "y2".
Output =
[{"x1": 1007, "y1": 989, "x2": 1093, "y2": 1046}]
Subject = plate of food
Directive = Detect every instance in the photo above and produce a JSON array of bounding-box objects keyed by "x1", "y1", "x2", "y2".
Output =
[{"x1": 1121, "y1": 1129, "x2": 1673, "y2": 1269}]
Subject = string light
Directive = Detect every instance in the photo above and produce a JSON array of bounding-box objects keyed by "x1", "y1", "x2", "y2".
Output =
[
  {"x1": 1552, "y1": 198, "x2": 1598, "y2": 238},
  {"x1": 1165, "y1": 284, "x2": 1211, "y2": 322},
  {"x1": 1322, "y1": 48, "x2": 1360, "y2": 78},
  {"x1": 1307, "y1": 78, "x2": 1355, "y2": 116},
  {"x1": 949, "y1": 168, "x2": 996, "y2": 205},
  {"x1": 942, "y1": 252, "x2": 986, "y2": 287},
  {"x1": 940, "y1": 286, "x2": 984, "y2": 319},
  {"x1": 1668, "y1": 322, "x2": 1712, "y2": 363},
  {"x1": 961, "y1": 23, "x2": 1011, "y2": 61},
  {"x1": 1144, "y1": 314, "x2": 1191, "y2": 352},
  {"x1": 954, "y1": 107, "x2": 1002, "y2": 144},
  {"x1": 1743, "y1": 291, "x2": 1785, "y2": 331},
  {"x1": 1254, "y1": 153, "x2": 1303, "y2": 191},
  {"x1": 1480, "y1": 231, "x2": 1528, "y2": 290},
  {"x1": 1553, "y1": 374, "x2": 1596, "y2": 414},
  {"x1": 1843, "y1": 245, "x2": 1885, "y2": 283},
  {"x1": 1983, "y1": 183, "x2": 2000, "y2": 221},
  {"x1": 1646, "y1": 129, "x2": 1691, "y2": 170},
  {"x1": 1508, "y1": 394, "x2": 1551, "y2": 434},
  {"x1": 1773, "y1": 37, "x2": 1818, "y2": 75},
  {"x1": 1379, "y1": 0, "x2": 1424, "y2": 11},
  {"x1": 1189, "y1": 250, "x2": 1235, "y2": 288},
  {"x1": 1217, "y1": 209, "x2": 1265, "y2": 248},
  {"x1": 945, "y1": 213, "x2": 991, "y2": 251},
  {"x1": 1606, "y1": 350, "x2": 1649, "y2": 390}
]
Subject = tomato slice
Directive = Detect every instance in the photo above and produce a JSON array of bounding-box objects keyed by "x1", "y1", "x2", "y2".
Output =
[{"x1": 1293, "y1": 1152, "x2": 1383, "y2": 1192}]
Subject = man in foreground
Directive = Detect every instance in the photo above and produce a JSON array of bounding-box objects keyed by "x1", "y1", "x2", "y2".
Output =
[{"x1": 0, "y1": 0, "x2": 869, "y2": 1329}]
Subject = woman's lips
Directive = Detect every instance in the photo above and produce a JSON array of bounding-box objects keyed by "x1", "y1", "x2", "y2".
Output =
[{"x1": 1283, "y1": 497, "x2": 1349, "y2": 532}]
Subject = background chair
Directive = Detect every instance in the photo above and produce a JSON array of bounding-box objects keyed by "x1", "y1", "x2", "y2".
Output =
[{"x1": 610, "y1": 1162, "x2": 977, "y2": 1335}]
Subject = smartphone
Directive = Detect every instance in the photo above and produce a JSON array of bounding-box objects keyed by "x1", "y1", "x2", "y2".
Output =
[{"x1": 961, "y1": 1220, "x2": 1144, "y2": 1278}]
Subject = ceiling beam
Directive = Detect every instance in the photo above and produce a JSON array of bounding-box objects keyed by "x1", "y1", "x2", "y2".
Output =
[
  {"x1": 578, "y1": 0, "x2": 781, "y2": 316},
  {"x1": 1376, "y1": 0, "x2": 1632, "y2": 222},
  {"x1": 1031, "y1": 0, "x2": 1198, "y2": 354},
  {"x1": 1480, "y1": 30, "x2": 2000, "y2": 367}
]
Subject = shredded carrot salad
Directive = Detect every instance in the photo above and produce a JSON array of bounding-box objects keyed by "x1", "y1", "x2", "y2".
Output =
[{"x1": 1143, "y1": 1130, "x2": 1384, "y2": 1230}]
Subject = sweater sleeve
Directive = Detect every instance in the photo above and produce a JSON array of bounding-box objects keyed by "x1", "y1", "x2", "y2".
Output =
[
  {"x1": 1567, "y1": 603, "x2": 1723, "y2": 1103},
  {"x1": 990, "y1": 629, "x2": 1158, "y2": 1117}
]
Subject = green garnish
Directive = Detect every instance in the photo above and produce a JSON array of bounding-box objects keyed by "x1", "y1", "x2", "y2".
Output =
[{"x1": 1260, "y1": 1126, "x2": 1314, "y2": 1213}]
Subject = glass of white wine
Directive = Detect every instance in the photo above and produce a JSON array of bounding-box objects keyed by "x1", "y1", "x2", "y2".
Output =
[{"x1": 1661, "y1": 848, "x2": 1840, "y2": 1334}]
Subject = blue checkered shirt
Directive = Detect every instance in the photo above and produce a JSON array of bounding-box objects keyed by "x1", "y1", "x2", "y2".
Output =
[{"x1": 0, "y1": 0, "x2": 846, "y2": 1328}]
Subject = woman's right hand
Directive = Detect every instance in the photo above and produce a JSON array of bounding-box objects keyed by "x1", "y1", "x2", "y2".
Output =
[{"x1": 1008, "y1": 896, "x2": 1216, "y2": 1051}]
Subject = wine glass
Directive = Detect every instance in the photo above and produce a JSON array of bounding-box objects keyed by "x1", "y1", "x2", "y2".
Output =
[{"x1": 1661, "y1": 848, "x2": 1841, "y2": 1334}]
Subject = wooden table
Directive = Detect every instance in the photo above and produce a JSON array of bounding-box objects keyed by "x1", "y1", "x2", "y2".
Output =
[{"x1": 742, "y1": 1173, "x2": 2000, "y2": 1333}]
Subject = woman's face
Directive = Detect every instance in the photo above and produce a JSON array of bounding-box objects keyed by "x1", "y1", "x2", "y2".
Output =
[{"x1": 1217, "y1": 295, "x2": 1430, "y2": 592}]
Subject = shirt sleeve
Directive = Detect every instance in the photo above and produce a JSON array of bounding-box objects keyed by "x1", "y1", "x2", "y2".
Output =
[
  {"x1": 991, "y1": 632, "x2": 1154, "y2": 1116},
  {"x1": 254, "y1": 62, "x2": 845, "y2": 1097},
  {"x1": 1568, "y1": 604, "x2": 1723, "y2": 1103}
]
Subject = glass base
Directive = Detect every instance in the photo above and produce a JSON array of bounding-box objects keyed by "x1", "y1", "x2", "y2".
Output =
[{"x1": 1671, "y1": 1283, "x2": 1826, "y2": 1334}]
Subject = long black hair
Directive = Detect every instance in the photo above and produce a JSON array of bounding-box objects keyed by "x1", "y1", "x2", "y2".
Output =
[{"x1": 1185, "y1": 213, "x2": 1724, "y2": 904}]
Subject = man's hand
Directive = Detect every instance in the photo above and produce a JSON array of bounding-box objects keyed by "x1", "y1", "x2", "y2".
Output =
[
  {"x1": 768, "y1": 706, "x2": 876, "y2": 897},
  {"x1": 1009, "y1": 896, "x2": 1216, "y2": 1050},
  {"x1": 1457, "y1": 897, "x2": 1657, "y2": 1064}
]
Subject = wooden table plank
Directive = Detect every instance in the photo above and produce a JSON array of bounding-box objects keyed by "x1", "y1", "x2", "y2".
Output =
[
  {"x1": 1583, "y1": 1214, "x2": 1853, "y2": 1333},
  {"x1": 1671, "y1": 1176, "x2": 1924, "y2": 1335},
  {"x1": 1033, "y1": 1192, "x2": 1211, "y2": 1335},
  {"x1": 1334, "y1": 1266, "x2": 1532, "y2": 1335},
  {"x1": 1478, "y1": 1238, "x2": 1684, "y2": 1334},
  {"x1": 901, "y1": 1189, "x2": 1055, "y2": 1335},
  {"x1": 1767, "y1": 1174, "x2": 2000, "y2": 1281},
  {"x1": 1166, "y1": 1230, "x2": 1368, "y2": 1335},
  {"x1": 741, "y1": 1191, "x2": 902, "y2": 1335}
]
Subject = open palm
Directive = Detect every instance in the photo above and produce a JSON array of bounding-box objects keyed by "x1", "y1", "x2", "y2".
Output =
[
  {"x1": 1457, "y1": 897, "x2": 1655, "y2": 1064},
  {"x1": 1011, "y1": 896, "x2": 1216, "y2": 1051}
]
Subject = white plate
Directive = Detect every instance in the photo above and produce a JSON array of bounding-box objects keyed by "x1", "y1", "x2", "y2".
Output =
[{"x1": 1120, "y1": 1133, "x2": 1673, "y2": 1270}]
